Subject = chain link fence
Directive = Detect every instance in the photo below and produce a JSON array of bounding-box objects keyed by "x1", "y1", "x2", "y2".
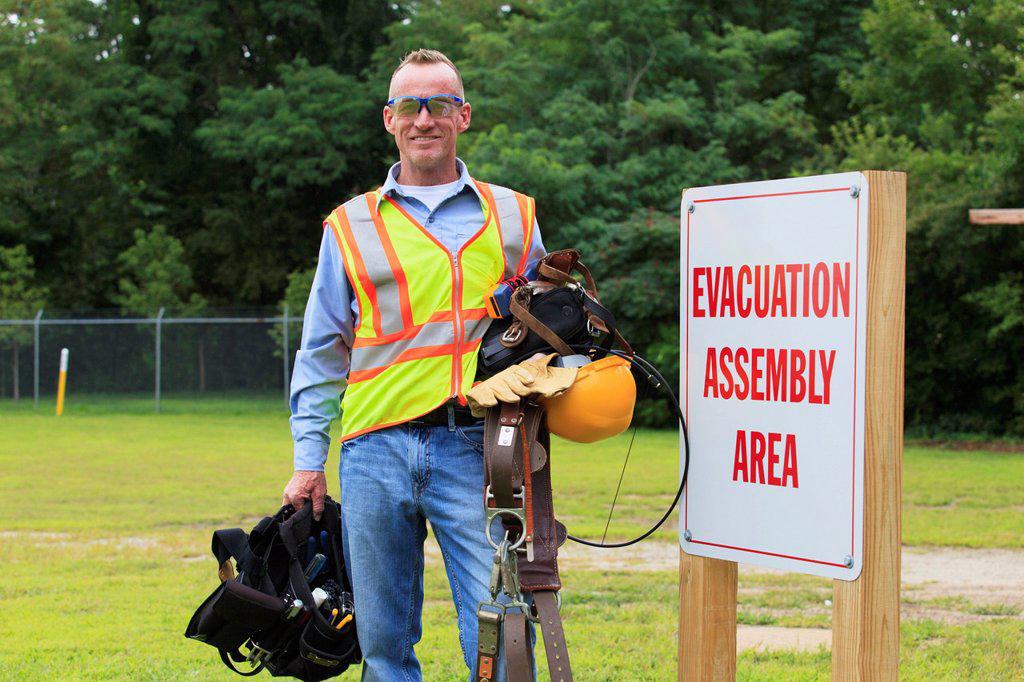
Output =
[{"x1": 0, "y1": 307, "x2": 303, "y2": 411}]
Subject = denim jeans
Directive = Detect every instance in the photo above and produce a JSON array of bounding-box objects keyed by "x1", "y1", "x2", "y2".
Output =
[{"x1": 339, "y1": 421, "x2": 533, "y2": 681}]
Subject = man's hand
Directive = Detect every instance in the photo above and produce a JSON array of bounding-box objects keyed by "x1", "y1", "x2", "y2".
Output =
[{"x1": 283, "y1": 470, "x2": 327, "y2": 521}]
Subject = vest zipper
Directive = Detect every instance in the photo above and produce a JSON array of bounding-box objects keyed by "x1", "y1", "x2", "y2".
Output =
[{"x1": 451, "y1": 252, "x2": 464, "y2": 402}]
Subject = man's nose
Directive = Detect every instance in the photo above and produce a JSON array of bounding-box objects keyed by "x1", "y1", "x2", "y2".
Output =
[{"x1": 414, "y1": 106, "x2": 435, "y2": 128}]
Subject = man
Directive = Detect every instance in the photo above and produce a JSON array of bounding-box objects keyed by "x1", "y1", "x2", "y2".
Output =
[{"x1": 282, "y1": 49, "x2": 545, "y2": 681}]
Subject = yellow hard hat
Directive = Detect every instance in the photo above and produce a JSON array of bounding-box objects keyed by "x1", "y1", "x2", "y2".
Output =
[{"x1": 542, "y1": 355, "x2": 636, "y2": 443}]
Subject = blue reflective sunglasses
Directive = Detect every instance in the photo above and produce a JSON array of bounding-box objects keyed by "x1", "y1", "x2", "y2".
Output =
[{"x1": 386, "y1": 93, "x2": 465, "y2": 118}]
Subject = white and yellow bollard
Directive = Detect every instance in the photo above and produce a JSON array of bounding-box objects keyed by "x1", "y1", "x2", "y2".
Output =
[{"x1": 55, "y1": 348, "x2": 69, "y2": 416}]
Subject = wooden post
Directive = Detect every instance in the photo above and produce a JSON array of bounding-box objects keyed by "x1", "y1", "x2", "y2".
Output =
[
  {"x1": 678, "y1": 552, "x2": 737, "y2": 681},
  {"x1": 832, "y1": 170, "x2": 905, "y2": 680}
]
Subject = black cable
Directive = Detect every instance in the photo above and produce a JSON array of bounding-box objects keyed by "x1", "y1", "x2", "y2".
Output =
[
  {"x1": 598, "y1": 370, "x2": 650, "y2": 544},
  {"x1": 563, "y1": 347, "x2": 690, "y2": 549}
]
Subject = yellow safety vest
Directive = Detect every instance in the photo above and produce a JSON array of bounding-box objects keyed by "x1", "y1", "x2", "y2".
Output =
[{"x1": 325, "y1": 181, "x2": 536, "y2": 441}]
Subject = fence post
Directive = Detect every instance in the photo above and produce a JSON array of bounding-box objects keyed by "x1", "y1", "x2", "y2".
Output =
[
  {"x1": 282, "y1": 304, "x2": 290, "y2": 408},
  {"x1": 33, "y1": 308, "x2": 43, "y2": 408},
  {"x1": 155, "y1": 307, "x2": 165, "y2": 413}
]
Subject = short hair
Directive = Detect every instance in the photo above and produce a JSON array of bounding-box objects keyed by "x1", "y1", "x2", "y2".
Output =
[{"x1": 390, "y1": 49, "x2": 464, "y2": 98}]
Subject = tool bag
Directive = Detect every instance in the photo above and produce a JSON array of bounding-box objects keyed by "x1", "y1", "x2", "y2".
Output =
[
  {"x1": 185, "y1": 498, "x2": 360, "y2": 680},
  {"x1": 477, "y1": 249, "x2": 631, "y2": 378}
]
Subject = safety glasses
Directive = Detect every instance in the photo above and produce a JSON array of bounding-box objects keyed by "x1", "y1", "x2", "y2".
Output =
[{"x1": 386, "y1": 94, "x2": 465, "y2": 118}]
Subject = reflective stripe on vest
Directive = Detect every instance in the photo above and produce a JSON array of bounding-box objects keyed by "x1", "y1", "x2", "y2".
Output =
[{"x1": 325, "y1": 181, "x2": 534, "y2": 441}]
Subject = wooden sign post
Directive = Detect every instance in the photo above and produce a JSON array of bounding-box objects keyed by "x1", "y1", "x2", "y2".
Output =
[{"x1": 678, "y1": 170, "x2": 905, "y2": 680}]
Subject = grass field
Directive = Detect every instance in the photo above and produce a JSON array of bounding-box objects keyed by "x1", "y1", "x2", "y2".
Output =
[{"x1": 1, "y1": 395, "x2": 1022, "y2": 680}]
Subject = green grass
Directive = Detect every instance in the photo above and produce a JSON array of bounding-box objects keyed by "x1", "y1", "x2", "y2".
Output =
[
  {"x1": 0, "y1": 397, "x2": 1022, "y2": 680},
  {"x1": 903, "y1": 445, "x2": 1024, "y2": 547}
]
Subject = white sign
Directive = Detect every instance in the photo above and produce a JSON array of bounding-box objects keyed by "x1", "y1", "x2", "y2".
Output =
[{"x1": 679, "y1": 172, "x2": 868, "y2": 580}]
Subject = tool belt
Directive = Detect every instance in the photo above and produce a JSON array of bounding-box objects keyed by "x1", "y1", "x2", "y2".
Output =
[
  {"x1": 477, "y1": 249, "x2": 632, "y2": 378},
  {"x1": 408, "y1": 398, "x2": 483, "y2": 427},
  {"x1": 185, "y1": 498, "x2": 361, "y2": 680},
  {"x1": 477, "y1": 399, "x2": 572, "y2": 682}
]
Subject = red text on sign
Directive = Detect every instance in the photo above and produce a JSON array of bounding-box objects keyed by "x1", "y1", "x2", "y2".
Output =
[
  {"x1": 732, "y1": 429, "x2": 799, "y2": 488},
  {"x1": 692, "y1": 262, "x2": 851, "y2": 319},
  {"x1": 703, "y1": 347, "x2": 837, "y2": 405}
]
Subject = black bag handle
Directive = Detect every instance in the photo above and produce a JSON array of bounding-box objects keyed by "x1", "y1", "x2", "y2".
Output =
[
  {"x1": 212, "y1": 529, "x2": 252, "y2": 568},
  {"x1": 212, "y1": 527, "x2": 278, "y2": 594},
  {"x1": 219, "y1": 649, "x2": 265, "y2": 676}
]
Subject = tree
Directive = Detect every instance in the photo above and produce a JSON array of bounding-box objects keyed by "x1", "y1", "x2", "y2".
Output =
[
  {"x1": 0, "y1": 246, "x2": 47, "y2": 400},
  {"x1": 112, "y1": 224, "x2": 209, "y2": 393},
  {"x1": 817, "y1": 0, "x2": 1024, "y2": 434},
  {"x1": 112, "y1": 225, "x2": 206, "y2": 314},
  {"x1": 269, "y1": 266, "x2": 316, "y2": 361}
]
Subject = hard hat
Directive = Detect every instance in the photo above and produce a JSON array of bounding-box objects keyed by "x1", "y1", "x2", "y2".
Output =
[{"x1": 542, "y1": 355, "x2": 636, "y2": 443}]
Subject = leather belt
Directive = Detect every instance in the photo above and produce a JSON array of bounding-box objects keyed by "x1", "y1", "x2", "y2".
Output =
[{"x1": 407, "y1": 399, "x2": 482, "y2": 428}]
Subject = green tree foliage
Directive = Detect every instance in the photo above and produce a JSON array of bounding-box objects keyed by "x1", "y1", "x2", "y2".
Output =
[
  {"x1": 0, "y1": 246, "x2": 47, "y2": 399},
  {"x1": 112, "y1": 225, "x2": 206, "y2": 314},
  {"x1": 1, "y1": 0, "x2": 395, "y2": 306},
  {"x1": 269, "y1": 266, "x2": 315, "y2": 358},
  {"x1": 2, "y1": 0, "x2": 1023, "y2": 432},
  {"x1": 818, "y1": 0, "x2": 1024, "y2": 434}
]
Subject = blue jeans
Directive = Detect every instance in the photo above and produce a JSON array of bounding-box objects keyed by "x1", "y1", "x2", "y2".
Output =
[{"x1": 339, "y1": 421, "x2": 533, "y2": 681}]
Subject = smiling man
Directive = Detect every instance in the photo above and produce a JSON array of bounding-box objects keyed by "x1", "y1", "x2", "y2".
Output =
[{"x1": 282, "y1": 49, "x2": 545, "y2": 681}]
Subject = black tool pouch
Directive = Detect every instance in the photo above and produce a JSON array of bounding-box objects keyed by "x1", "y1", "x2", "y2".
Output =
[
  {"x1": 271, "y1": 611, "x2": 361, "y2": 681},
  {"x1": 186, "y1": 580, "x2": 286, "y2": 652},
  {"x1": 477, "y1": 248, "x2": 629, "y2": 378},
  {"x1": 261, "y1": 504, "x2": 360, "y2": 680},
  {"x1": 184, "y1": 498, "x2": 360, "y2": 680},
  {"x1": 478, "y1": 286, "x2": 594, "y2": 376}
]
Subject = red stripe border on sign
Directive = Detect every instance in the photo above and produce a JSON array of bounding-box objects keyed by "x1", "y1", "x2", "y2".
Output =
[
  {"x1": 688, "y1": 539, "x2": 850, "y2": 569},
  {"x1": 683, "y1": 184, "x2": 859, "y2": 568}
]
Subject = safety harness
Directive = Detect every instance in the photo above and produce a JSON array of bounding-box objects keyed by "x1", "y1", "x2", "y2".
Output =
[{"x1": 477, "y1": 399, "x2": 572, "y2": 681}]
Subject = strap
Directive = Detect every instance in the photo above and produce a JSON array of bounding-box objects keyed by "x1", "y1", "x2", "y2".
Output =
[
  {"x1": 212, "y1": 528, "x2": 262, "y2": 587},
  {"x1": 212, "y1": 527, "x2": 279, "y2": 594},
  {"x1": 212, "y1": 528, "x2": 251, "y2": 567},
  {"x1": 475, "y1": 607, "x2": 502, "y2": 681},
  {"x1": 519, "y1": 414, "x2": 535, "y2": 554},
  {"x1": 534, "y1": 591, "x2": 573, "y2": 682},
  {"x1": 219, "y1": 648, "x2": 265, "y2": 676},
  {"x1": 508, "y1": 288, "x2": 574, "y2": 356},
  {"x1": 536, "y1": 261, "x2": 598, "y2": 301},
  {"x1": 503, "y1": 610, "x2": 534, "y2": 682},
  {"x1": 487, "y1": 401, "x2": 523, "y2": 508},
  {"x1": 582, "y1": 295, "x2": 634, "y2": 356}
]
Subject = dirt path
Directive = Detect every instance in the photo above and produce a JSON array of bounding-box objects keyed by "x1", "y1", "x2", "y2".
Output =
[
  {"x1": 426, "y1": 541, "x2": 1024, "y2": 652},
  {"x1": 553, "y1": 542, "x2": 1024, "y2": 606}
]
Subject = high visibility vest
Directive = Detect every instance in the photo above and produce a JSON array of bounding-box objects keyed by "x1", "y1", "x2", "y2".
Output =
[{"x1": 325, "y1": 181, "x2": 537, "y2": 441}]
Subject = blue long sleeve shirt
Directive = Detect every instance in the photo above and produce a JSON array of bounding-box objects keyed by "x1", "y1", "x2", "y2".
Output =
[{"x1": 289, "y1": 159, "x2": 546, "y2": 471}]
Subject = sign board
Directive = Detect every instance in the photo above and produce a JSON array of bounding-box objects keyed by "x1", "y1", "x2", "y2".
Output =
[{"x1": 679, "y1": 172, "x2": 868, "y2": 580}]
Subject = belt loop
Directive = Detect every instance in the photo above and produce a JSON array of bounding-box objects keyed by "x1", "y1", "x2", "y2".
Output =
[{"x1": 447, "y1": 400, "x2": 456, "y2": 431}]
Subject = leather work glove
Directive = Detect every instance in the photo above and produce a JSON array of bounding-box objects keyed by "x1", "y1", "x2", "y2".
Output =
[{"x1": 466, "y1": 353, "x2": 578, "y2": 417}]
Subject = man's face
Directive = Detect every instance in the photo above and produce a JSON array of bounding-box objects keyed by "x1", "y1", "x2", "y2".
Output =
[{"x1": 383, "y1": 62, "x2": 471, "y2": 178}]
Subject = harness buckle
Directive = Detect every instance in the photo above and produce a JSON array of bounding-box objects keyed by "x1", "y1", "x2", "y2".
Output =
[
  {"x1": 484, "y1": 485, "x2": 527, "y2": 551},
  {"x1": 500, "y1": 322, "x2": 526, "y2": 347}
]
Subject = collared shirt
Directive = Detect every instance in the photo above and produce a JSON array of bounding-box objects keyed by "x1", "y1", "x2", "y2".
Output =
[{"x1": 290, "y1": 159, "x2": 546, "y2": 471}]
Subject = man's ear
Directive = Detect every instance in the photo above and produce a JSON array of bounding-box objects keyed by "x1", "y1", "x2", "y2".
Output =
[
  {"x1": 383, "y1": 106, "x2": 396, "y2": 134},
  {"x1": 457, "y1": 102, "x2": 472, "y2": 133}
]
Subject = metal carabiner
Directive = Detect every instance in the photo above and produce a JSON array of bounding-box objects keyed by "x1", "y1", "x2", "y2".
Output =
[{"x1": 499, "y1": 543, "x2": 521, "y2": 599}]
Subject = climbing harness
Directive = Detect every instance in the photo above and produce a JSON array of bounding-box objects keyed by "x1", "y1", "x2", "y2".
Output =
[
  {"x1": 478, "y1": 399, "x2": 573, "y2": 681},
  {"x1": 474, "y1": 244, "x2": 693, "y2": 679}
]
